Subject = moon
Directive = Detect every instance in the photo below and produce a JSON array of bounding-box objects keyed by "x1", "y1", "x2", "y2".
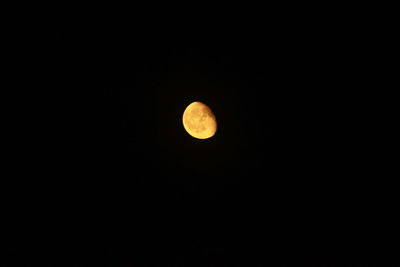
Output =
[{"x1": 182, "y1": 101, "x2": 217, "y2": 139}]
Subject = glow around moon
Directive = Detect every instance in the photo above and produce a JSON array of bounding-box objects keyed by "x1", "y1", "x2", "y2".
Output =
[{"x1": 182, "y1": 101, "x2": 217, "y2": 139}]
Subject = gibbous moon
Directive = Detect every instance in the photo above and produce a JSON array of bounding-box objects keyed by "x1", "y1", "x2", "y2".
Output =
[{"x1": 182, "y1": 101, "x2": 217, "y2": 139}]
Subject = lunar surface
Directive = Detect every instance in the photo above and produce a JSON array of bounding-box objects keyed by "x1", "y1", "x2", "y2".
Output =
[{"x1": 182, "y1": 101, "x2": 217, "y2": 139}]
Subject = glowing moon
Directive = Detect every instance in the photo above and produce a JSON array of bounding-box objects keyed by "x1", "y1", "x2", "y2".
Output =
[{"x1": 182, "y1": 101, "x2": 217, "y2": 139}]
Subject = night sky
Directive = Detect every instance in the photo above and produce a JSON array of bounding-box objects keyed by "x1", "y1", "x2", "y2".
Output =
[{"x1": 4, "y1": 21, "x2": 391, "y2": 266}]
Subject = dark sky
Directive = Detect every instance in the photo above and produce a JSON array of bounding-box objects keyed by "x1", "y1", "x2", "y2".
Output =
[
  {"x1": 4, "y1": 20, "x2": 391, "y2": 266},
  {"x1": 86, "y1": 38, "x2": 343, "y2": 264}
]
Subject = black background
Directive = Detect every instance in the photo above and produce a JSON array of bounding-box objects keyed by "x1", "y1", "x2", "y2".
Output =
[{"x1": 3, "y1": 13, "x2": 395, "y2": 266}]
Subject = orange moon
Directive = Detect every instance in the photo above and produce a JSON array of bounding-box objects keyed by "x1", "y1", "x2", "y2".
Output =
[{"x1": 182, "y1": 101, "x2": 217, "y2": 139}]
